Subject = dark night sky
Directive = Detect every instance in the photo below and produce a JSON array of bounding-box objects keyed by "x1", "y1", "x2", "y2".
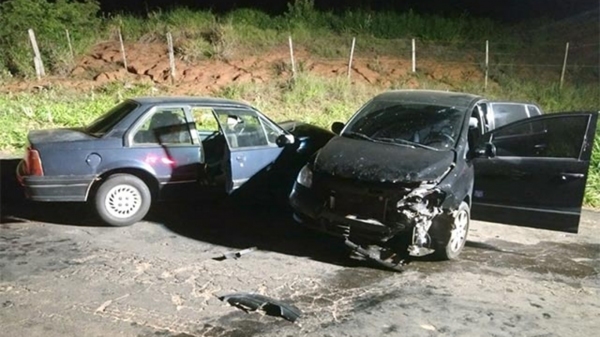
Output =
[{"x1": 96, "y1": 0, "x2": 599, "y2": 22}]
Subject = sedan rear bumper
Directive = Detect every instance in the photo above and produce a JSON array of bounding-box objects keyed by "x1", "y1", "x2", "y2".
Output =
[{"x1": 17, "y1": 160, "x2": 94, "y2": 202}]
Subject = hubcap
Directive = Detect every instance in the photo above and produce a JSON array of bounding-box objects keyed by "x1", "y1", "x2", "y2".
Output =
[
  {"x1": 449, "y1": 209, "x2": 469, "y2": 253},
  {"x1": 104, "y1": 184, "x2": 142, "y2": 219}
]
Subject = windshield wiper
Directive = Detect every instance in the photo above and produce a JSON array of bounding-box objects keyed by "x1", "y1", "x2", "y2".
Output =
[
  {"x1": 342, "y1": 131, "x2": 376, "y2": 142},
  {"x1": 374, "y1": 137, "x2": 438, "y2": 150}
]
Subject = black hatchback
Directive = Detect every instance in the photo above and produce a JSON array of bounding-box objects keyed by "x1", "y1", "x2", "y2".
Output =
[{"x1": 289, "y1": 90, "x2": 597, "y2": 264}]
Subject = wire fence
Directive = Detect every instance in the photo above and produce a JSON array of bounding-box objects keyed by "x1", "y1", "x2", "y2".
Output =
[{"x1": 23, "y1": 27, "x2": 600, "y2": 90}]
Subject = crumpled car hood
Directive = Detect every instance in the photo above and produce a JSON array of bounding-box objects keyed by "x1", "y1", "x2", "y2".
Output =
[{"x1": 314, "y1": 136, "x2": 454, "y2": 184}]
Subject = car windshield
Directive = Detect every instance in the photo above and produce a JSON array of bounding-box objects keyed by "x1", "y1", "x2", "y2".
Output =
[
  {"x1": 85, "y1": 101, "x2": 139, "y2": 136},
  {"x1": 343, "y1": 99, "x2": 466, "y2": 151}
]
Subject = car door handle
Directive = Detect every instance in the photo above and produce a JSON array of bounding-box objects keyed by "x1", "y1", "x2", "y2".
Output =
[
  {"x1": 235, "y1": 155, "x2": 245, "y2": 162},
  {"x1": 559, "y1": 172, "x2": 584, "y2": 181}
]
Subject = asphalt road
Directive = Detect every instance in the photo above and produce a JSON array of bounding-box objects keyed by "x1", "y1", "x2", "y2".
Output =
[{"x1": 1, "y1": 158, "x2": 599, "y2": 337}]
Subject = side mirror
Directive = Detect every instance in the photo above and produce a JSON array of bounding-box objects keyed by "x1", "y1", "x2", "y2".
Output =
[
  {"x1": 474, "y1": 142, "x2": 496, "y2": 158},
  {"x1": 331, "y1": 121, "x2": 345, "y2": 135},
  {"x1": 469, "y1": 117, "x2": 479, "y2": 129},
  {"x1": 276, "y1": 134, "x2": 295, "y2": 147}
]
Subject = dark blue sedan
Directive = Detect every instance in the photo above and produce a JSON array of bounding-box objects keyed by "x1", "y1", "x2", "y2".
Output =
[{"x1": 17, "y1": 97, "x2": 333, "y2": 226}]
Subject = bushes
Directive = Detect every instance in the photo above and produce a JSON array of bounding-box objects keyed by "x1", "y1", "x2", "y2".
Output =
[{"x1": 0, "y1": 0, "x2": 100, "y2": 76}]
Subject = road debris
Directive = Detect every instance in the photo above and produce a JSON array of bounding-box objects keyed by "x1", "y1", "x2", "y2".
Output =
[
  {"x1": 213, "y1": 247, "x2": 257, "y2": 261},
  {"x1": 344, "y1": 239, "x2": 406, "y2": 272},
  {"x1": 217, "y1": 292, "x2": 302, "y2": 322}
]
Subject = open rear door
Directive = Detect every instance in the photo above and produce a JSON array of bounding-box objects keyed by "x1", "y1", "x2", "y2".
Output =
[{"x1": 471, "y1": 112, "x2": 598, "y2": 233}]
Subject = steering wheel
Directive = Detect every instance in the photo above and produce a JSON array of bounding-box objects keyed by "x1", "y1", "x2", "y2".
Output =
[
  {"x1": 423, "y1": 132, "x2": 454, "y2": 146},
  {"x1": 233, "y1": 122, "x2": 245, "y2": 134},
  {"x1": 202, "y1": 130, "x2": 221, "y2": 142}
]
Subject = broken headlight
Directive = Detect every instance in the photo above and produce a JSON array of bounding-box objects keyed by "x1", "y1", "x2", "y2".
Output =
[
  {"x1": 396, "y1": 186, "x2": 445, "y2": 219},
  {"x1": 296, "y1": 164, "x2": 313, "y2": 188}
]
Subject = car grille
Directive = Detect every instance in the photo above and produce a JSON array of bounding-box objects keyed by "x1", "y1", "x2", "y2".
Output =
[{"x1": 315, "y1": 174, "x2": 412, "y2": 224}]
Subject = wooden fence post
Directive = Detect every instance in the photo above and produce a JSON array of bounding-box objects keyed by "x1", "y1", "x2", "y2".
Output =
[
  {"x1": 66, "y1": 29, "x2": 74, "y2": 62},
  {"x1": 28, "y1": 29, "x2": 45, "y2": 79},
  {"x1": 560, "y1": 42, "x2": 569, "y2": 90},
  {"x1": 167, "y1": 32, "x2": 176, "y2": 82},
  {"x1": 347, "y1": 37, "x2": 356, "y2": 79},
  {"x1": 288, "y1": 35, "x2": 296, "y2": 80},
  {"x1": 118, "y1": 28, "x2": 128, "y2": 70},
  {"x1": 484, "y1": 40, "x2": 489, "y2": 90},
  {"x1": 411, "y1": 38, "x2": 416, "y2": 73}
]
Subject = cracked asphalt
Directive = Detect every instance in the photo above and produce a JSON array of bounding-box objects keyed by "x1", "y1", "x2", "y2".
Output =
[{"x1": 1, "y1": 158, "x2": 599, "y2": 337}]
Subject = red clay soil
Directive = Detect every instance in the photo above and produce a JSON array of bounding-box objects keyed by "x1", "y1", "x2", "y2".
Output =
[{"x1": 0, "y1": 41, "x2": 485, "y2": 94}]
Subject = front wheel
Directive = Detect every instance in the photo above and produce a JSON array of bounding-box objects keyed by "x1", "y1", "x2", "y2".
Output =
[
  {"x1": 432, "y1": 201, "x2": 470, "y2": 260},
  {"x1": 94, "y1": 174, "x2": 151, "y2": 227}
]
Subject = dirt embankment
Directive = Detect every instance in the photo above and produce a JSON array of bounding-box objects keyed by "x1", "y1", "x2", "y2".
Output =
[{"x1": 1, "y1": 41, "x2": 484, "y2": 95}]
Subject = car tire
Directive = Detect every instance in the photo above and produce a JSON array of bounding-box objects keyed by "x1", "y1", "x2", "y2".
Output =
[
  {"x1": 431, "y1": 201, "x2": 470, "y2": 260},
  {"x1": 94, "y1": 174, "x2": 151, "y2": 227}
]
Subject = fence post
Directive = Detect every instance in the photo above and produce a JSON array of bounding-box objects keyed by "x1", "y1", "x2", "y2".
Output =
[
  {"x1": 347, "y1": 37, "x2": 356, "y2": 79},
  {"x1": 28, "y1": 29, "x2": 45, "y2": 79},
  {"x1": 484, "y1": 40, "x2": 489, "y2": 90},
  {"x1": 288, "y1": 35, "x2": 296, "y2": 80},
  {"x1": 560, "y1": 42, "x2": 569, "y2": 90},
  {"x1": 66, "y1": 29, "x2": 74, "y2": 62},
  {"x1": 411, "y1": 38, "x2": 416, "y2": 73},
  {"x1": 118, "y1": 28, "x2": 128, "y2": 70},
  {"x1": 166, "y1": 32, "x2": 176, "y2": 82}
]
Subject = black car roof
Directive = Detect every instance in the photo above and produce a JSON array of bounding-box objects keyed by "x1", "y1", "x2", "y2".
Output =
[
  {"x1": 130, "y1": 96, "x2": 254, "y2": 109},
  {"x1": 373, "y1": 90, "x2": 481, "y2": 110}
]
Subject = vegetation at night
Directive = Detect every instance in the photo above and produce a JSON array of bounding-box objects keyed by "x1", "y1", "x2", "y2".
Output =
[{"x1": 0, "y1": 0, "x2": 598, "y2": 205}]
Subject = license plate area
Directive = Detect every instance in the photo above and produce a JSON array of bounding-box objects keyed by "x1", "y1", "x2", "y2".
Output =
[{"x1": 329, "y1": 190, "x2": 388, "y2": 222}]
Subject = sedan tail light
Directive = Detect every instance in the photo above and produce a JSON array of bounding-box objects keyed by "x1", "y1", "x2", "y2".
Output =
[{"x1": 25, "y1": 147, "x2": 44, "y2": 176}]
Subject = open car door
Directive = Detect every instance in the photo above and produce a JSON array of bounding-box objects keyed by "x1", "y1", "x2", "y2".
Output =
[
  {"x1": 215, "y1": 108, "x2": 285, "y2": 193},
  {"x1": 471, "y1": 112, "x2": 598, "y2": 233}
]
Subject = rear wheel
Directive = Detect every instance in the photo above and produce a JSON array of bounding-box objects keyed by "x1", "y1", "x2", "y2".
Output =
[
  {"x1": 94, "y1": 174, "x2": 151, "y2": 227},
  {"x1": 432, "y1": 201, "x2": 470, "y2": 260}
]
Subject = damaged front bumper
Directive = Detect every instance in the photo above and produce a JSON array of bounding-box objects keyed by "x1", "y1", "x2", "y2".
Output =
[
  {"x1": 290, "y1": 181, "x2": 450, "y2": 257},
  {"x1": 290, "y1": 183, "x2": 401, "y2": 242}
]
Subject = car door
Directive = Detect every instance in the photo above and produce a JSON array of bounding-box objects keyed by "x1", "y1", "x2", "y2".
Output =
[
  {"x1": 471, "y1": 112, "x2": 598, "y2": 233},
  {"x1": 213, "y1": 108, "x2": 285, "y2": 193},
  {"x1": 128, "y1": 105, "x2": 201, "y2": 195}
]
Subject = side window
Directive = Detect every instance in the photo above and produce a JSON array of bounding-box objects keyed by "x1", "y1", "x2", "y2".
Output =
[
  {"x1": 133, "y1": 107, "x2": 192, "y2": 145},
  {"x1": 491, "y1": 103, "x2": 528, "y2": 129},
  {"x1": 491, "y1": 115, "x2": 588, "y2": 159},
  {"x1": 527, "y1": 105, "x2": 541, "y2": 117},
  {"x1": 192, "y1": 107, "x2": 220, "y2": 141},
  {"x1": 214, "y1": 109, "x2": 270, "y2": 148},
  {"x1": 261, "y1": 117, "x2": 284, "y2": 144}
]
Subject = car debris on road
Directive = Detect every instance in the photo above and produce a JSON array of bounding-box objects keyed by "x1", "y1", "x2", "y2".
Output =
[
  {"x1": 213, "y1": 246, "x2": 257, "y2": 261},
  {"x1": 217, "y1": 292, "x2": 302, "y2": 322}
]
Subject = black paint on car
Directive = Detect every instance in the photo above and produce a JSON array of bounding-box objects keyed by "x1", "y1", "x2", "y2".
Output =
[{"x1": 289, "y1": 89, "x2": 597, "y2": 264}]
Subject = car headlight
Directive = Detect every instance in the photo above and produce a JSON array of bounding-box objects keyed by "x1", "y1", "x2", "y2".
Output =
[{"x1": 296, "y1": 165, "x2": 313, "y2": 188}]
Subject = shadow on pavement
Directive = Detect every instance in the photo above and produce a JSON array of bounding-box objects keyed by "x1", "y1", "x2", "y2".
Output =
[
  {"x1": 1, "y1": 157, "x2": 354, "y2": 267},
  {"x1": 1, "y1": 158, "x2": 25, "y2": 203},
  {"x1": 149, "y1": 198, "x2": 354, "y2": 266}
]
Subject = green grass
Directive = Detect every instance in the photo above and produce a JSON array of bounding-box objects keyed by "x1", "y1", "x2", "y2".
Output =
[
  {"x1": 0, "y1": 1, "x2": 598, "y2": 205},
  {"x1": 1, "y1": 75, "x2": 599, "y2": 206}
]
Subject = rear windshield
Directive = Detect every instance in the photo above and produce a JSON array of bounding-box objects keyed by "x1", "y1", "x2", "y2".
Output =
[{"x1": 85, "y1": 101, "x2": 139, "y2": 136}]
